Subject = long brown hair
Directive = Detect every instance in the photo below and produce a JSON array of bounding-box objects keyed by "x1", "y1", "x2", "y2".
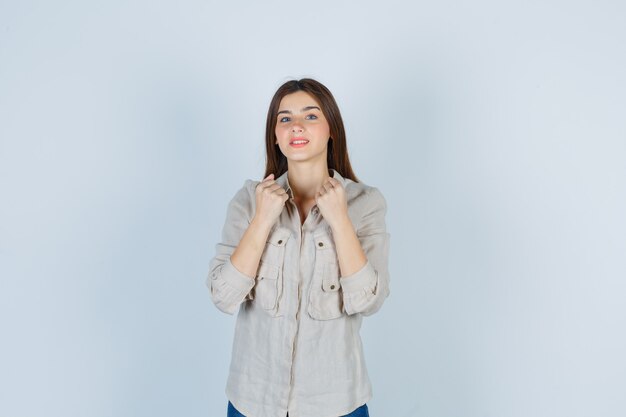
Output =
[{"x1": 263, "y1": 78, "x2": 359, "y2": 182}]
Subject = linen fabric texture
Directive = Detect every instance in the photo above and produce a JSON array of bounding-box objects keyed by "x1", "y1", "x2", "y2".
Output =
[{"x1": 207, "y1": 169, "x2": 390, "y2": 417}]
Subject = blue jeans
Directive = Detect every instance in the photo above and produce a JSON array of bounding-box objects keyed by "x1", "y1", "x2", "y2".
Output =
[{"x1": 227, "y1": 401, "x2": 369, "y2": 417}]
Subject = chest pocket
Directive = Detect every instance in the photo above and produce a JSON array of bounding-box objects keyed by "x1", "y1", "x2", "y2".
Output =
[
  {"x1": 307, "y1": 228, "x2": 345, "y2": 320},
  {"x1": 252, "y1": 226, "x2": 291, "y2": 317}
]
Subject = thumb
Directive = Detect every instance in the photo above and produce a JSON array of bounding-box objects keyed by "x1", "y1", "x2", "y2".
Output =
[{"x1": 262, "y1": 173, "x2": 274, "y2": 182}]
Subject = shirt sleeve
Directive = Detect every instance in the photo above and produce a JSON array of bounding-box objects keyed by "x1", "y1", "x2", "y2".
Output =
[
  {"x1": 206, "y1": 179, "x2": 257, "y2": 315},
  {"x1": 339, "y1": 187, "x2": 391, "y2": 316}
]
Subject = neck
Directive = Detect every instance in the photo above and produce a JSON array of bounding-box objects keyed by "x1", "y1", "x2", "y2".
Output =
[{"x1": 287, "y1": 162, "x2": 331, "y2": 201}]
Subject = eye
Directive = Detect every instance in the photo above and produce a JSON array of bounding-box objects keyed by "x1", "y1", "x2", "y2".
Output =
[
  {"x1": 306, "y1": 114, "x2": 318, "y2": 120},
  {"x1": 279, "y1": 116, "x2": 290, "y2": 122}
]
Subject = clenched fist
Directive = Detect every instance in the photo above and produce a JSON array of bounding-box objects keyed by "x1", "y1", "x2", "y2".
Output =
[
  {"x1": 315, "y1": 177, "x2": 349, "y2": 229},
  {"x1": 253, "y1": 173, "x2": 289, "y2": 228}
]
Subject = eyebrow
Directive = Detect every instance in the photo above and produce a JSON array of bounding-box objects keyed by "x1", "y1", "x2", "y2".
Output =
[{"x1": 277, "y1": 105, "x2": 321, "y2": 116}]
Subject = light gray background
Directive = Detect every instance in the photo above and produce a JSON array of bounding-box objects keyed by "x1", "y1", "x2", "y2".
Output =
[{"x1": 1, "y1": 1, "x2": 625, "y2": 416}]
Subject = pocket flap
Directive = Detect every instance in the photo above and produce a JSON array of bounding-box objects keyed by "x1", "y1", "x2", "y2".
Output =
[
  {"x1": 267, "y1": 226, "x2": 292, "y2": 247},
  {"x1": 322, "y1": 276, "x2": 340, "y2": 292},
  {"x1": 256, "y1": 261, "x2": 279, "y2": 281},
  {"x1": 313, "y1": 228, "x2": 336, "y2": 251}
]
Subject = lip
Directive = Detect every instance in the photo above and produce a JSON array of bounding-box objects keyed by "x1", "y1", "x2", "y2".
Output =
[{"x1": 289, "y1": 137, "x2": 309, "y2": 147}]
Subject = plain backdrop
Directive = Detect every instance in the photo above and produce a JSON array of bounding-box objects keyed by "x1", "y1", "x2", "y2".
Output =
[{"x1": 1, "y1": 1, "x2": 625, "y2": 416}]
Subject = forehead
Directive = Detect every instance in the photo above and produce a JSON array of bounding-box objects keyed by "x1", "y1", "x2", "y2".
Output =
[{"x1": 278, "y1": 91, "x2": 321, "y2": 110}]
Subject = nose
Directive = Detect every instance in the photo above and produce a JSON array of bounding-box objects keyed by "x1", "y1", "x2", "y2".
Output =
[{"x1": 291, "y1": 123, "x2": 304, "y2": 133}]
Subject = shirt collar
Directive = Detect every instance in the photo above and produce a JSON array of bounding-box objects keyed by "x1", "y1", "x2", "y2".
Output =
[{"x1": 276, "y1": 168, "x2": 346, "y2": 199}]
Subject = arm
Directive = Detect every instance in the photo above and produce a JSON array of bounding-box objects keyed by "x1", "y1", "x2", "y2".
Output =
[
  {"x1": 206, "y1": 180, "x2": 273, "y2": 315},
  {"x1": 333, "y1": 187, "x2": 391, "y2": 316}
]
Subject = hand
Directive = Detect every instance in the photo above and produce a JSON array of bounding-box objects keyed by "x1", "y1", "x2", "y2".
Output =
[
  {"x1": 315, "y1": 177, "x2": 349, "y2": 229},
  {"x1": 253, "y1": 173, "x2": 289, "y2": 228}
]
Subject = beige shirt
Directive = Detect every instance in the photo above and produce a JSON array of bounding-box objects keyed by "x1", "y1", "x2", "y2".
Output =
[{"x1": 207, "y1": 168, "x2": 390, "y2": 417}]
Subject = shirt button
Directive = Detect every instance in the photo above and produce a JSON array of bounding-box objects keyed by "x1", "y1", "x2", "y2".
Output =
[
  {"x1": 318, "y1": 242, "x2": 324, "y2": 247},
  {"x1": 278, "y1": 239, "x2": 283, "y2": 244},
  {"x1": 330, "y1": 284, "x2": 336, "y2": 290}
]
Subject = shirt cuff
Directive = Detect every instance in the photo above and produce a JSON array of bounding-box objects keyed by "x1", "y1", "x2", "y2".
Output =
[
  {"x1": 339, "y1": 260, "x2": 378, "y2": 294},
  {"x1": 213, "y1": 257, "x2": 256, "y2": 293}
]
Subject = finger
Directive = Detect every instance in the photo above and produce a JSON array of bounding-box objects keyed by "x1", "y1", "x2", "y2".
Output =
[
  {"x1": 328, "y1": 178, "x2": 340, "y2": 187},
  {"x1": 322, "y1": 182, "x2": 334, "y2": 192},
  {"x1": 262, "y1": 173, "x2": 274, "y2": 182},
  {"x1": 272, "y1": 185, "x2": 288, "y2": 195},
  {"x1": 262, "y1": 183, "x2": 284, "y2": 194},
  {"x1": 257, "y1": 178, "x2": 276, "y2": 191}
]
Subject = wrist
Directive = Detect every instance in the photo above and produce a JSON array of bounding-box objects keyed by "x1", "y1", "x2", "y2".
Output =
[
  {"x1": 329, "y1": 213, "x2": 353, "y2": 233},
  {"x1": 251, "y1": 215, "x2": 275, "y2": 233}
]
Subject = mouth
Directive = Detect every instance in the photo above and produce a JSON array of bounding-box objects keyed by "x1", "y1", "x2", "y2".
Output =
[{"x1": 289, "y1": 138, "x2": 309, "y2": 147}]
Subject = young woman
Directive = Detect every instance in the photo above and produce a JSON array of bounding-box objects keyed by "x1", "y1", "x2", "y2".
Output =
[{"x1": 207, "y1": 78, "x2": 390, "y2": 417}]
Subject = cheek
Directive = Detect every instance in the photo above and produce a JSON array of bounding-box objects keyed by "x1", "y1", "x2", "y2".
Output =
[
  {"x1": 315, "y1": 125, "x2": 331, "y2": 139},
  {"x1": 317, "y1": 121, "x2": 330, "y2": 136},
  {"x1": 275, "y1": 125, "x2": 288, "y2": 137}
]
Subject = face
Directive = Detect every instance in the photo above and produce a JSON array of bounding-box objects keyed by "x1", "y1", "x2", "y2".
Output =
[{"x1": 274, "y1": 91, "x2": 331, "y2": 164}]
